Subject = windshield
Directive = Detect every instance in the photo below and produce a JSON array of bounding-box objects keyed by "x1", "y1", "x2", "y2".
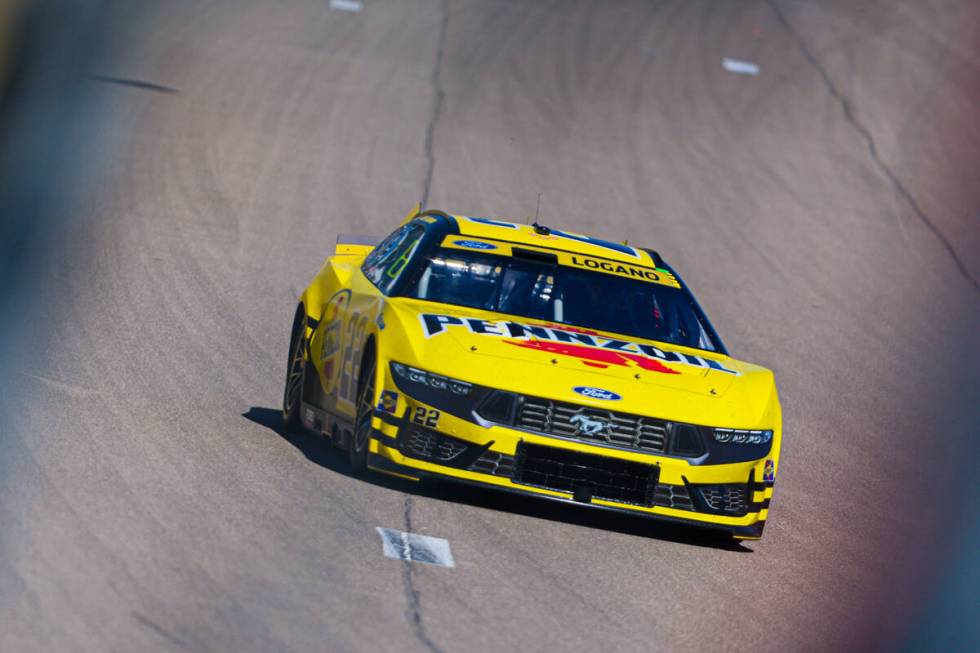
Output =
[{"x1": 402, "y1": 248, "x2": 721, "y2": 352}]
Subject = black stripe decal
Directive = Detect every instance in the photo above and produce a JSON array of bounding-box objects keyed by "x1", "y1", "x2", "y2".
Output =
[
  {"x1": 748, "y1": 499, "x2": 771, "y2": 512},
  {"x1": 373, "y1": 428, "x2": 398, "y2": 448},
  {"x1": 373, "y1": 409, "x2": 404, "y2": 428}
]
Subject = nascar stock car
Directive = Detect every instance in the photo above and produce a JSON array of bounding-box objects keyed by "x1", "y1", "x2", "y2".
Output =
[{"x1": 283, "y1": 206, "x2": 781, "y2": 539}]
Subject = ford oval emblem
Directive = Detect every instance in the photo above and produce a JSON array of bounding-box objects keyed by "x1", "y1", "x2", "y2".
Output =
[
  {"x1": 573, "y1": 386, "x2": 621, "y2": 401},
  {"x1": 453, "y1": 239, "x2": 497, "y2": 250}
]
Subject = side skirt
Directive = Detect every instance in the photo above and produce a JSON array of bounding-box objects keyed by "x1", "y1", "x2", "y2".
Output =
[{"x1": 300, "y1": 401, "x2": 354, "y2": 450}]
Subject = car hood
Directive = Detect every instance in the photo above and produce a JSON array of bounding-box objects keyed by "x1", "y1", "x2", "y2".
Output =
[{"x1": 384, "y1": 299, "x2": 778, "y2": 427}]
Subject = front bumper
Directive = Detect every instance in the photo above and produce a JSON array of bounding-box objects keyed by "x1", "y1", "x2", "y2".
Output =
[{"x1": 368, "y1": 382, "x2": 776, "y2": 540}]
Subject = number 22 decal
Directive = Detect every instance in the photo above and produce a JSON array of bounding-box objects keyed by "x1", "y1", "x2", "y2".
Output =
[{"x1": 412, "y1": 407, "x2": 440, "y2": 428}]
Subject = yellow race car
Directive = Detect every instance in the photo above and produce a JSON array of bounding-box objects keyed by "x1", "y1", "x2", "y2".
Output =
[{"x1": 284, "y1": 207, "x2": 780, "y2": 539}]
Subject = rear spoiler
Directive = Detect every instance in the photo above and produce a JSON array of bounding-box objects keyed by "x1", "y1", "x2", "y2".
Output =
[
  {"x1": 335, "y1": 203, "x2": 423, "y2": 255},
  {"x1": 335, "y1": 234, "x2": 380, "y2": 256}
]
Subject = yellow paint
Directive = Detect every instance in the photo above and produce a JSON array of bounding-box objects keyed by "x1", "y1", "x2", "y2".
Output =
[{"x1": 295, "y1": 207, "x2": 782, "y2": 537}]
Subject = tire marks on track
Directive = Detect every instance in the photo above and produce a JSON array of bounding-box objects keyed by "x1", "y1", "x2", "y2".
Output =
[
  {"x1": 398, "y1": 496, "x2": 445, "y2": 653},
  {"x1": 421, "y1": 0, "x2": 449, "y2": 209}
]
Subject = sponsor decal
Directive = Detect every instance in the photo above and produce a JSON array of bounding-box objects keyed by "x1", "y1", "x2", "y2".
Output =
[
  {"x1": 570, "y1": 413, "x2": 613, "y2": 435},
  {"x1": 418, "y1": 314, "x2": 739, "y2": 375},
  {"x1": 572, "y1": 387, "x2": 621, "y2": 401},
  {"x1": 378, "y1": 390, "x2": 399, "y2": 414},
  {"x1": 319, "y1": 290, "x2": 351, "y2": 389},
  {"x1": 763, "y1": 459, "x2": 775, "y2": 483},
  {"x1": 452, "y1": 239, "x2": 497, "y2": 250},
  {"x1": 568, "y1": 255, "x2": 664, "y2": 283}
]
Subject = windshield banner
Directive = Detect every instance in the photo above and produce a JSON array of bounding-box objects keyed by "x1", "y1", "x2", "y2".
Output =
[{"x1": 441, "y1": 236, "x2": 681, "y2": 288}]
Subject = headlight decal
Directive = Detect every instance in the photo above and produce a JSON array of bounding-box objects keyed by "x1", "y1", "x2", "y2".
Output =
[
  {"x1": 391, "y1": 362, "x2": 472, "y2": 395},
  {"x1": 712, "y1": 428, "x2": 772, "y2": 445}
]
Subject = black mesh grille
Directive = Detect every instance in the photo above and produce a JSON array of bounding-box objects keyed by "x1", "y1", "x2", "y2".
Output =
[
  {"x1": 513, "y1": 443, "x2": 659, "y2": 506},
  {"x1": 399, "y1": 427, "x2": 469, "y2": 463},
  {"x1": 652, "y1": 484, "x2": 694, "y2": 511},
  {"x1": 695, "y1": 485, "x2": 748, "y2": 516},
  {"x1": 469, "y1": 450, "x2": 515, "y2": 477},
  {"x1": 515, "y1": 396, "x2": 669, "y2": 453}
]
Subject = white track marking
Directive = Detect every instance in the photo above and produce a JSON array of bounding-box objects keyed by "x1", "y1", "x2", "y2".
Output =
[
  {"x1": 329, "y1": 0, "x2": 362, "y2": 12},
  {"x1": 722, "y1": 58, "x2": 760, "y2": 75},
  {"x1": 376, "y1": 527, "x2": 455, "y2": 567}
]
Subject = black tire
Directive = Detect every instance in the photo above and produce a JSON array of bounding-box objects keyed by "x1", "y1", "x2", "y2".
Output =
[
  {"x1": 282, "y1": 305, "x2": 307, "y2": 432},
  {"x1": 349, "y1": 345, "x2": 377, "y2": 471}
]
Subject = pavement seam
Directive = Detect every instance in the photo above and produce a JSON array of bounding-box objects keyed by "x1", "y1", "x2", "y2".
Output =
[
  {"x1": 398, "y1": 2, "x2": 452, "y2": 647},
  {"x1": 766, "y1": 0, "x2": 980, "y2": 295},
  {"x1": 400, "y1": 2, "x2": 451, "y2": 648},
  {"x1": 421, "y1": 0, "x2": 450, "y2": 209},
  {"x1": 400, "y1": 496, "x2": 445, "y2": 653}
]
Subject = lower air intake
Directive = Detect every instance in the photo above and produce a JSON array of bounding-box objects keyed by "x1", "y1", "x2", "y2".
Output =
[
  {"x1": 695, "y1": 484, "x2": 748, "y2": 516},
  {"x1": 513, "y1": 442, "x2": 659, "y2": 507},
  {"x1": 652, "y1": 483, "x2": 694, "y2": 511},
  {"x1": 400, "y1": 427, "x2": 469, "y2": 463},
  {"x1": 469, "y1": 450, "x2": 515, "y2": 477}
]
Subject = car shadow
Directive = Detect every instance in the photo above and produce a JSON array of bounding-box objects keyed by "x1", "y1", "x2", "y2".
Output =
[{"x1": 242, "y1": 406, "x2": 752, "y2": 552}]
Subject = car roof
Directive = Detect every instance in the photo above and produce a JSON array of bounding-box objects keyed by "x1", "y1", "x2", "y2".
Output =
[{"x1": 432, "y1": 212, "x2": 663, "y2": 269}]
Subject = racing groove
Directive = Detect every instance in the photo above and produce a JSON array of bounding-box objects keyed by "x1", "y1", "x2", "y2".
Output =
[{"x1": 1, "y1": 1, "x2": 977, "y2": 651}]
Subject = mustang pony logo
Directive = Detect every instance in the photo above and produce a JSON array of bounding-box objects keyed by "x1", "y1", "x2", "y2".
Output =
[
  {"x1": 418, "y1": 314, "x2": 739, "y2": 375},
  {"x1": 570, "y1": 414, "x2": 611, "y2": 436}
]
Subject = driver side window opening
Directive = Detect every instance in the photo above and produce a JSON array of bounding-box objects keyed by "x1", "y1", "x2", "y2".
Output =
[{"x1": 361, "y1": 223, "x2": 426, "y2": 295}]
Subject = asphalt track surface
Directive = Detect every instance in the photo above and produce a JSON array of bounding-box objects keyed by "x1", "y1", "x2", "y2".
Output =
[{"x1": 2, "y1": 1, "x2": 978, "y2": 651}]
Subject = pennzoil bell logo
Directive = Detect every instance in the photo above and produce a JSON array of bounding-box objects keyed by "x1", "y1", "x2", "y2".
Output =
[
  {"x1": 418, "y1": 313, "x2": 739, "y2": 376},
  {"x1": 764, "y1": 459, "x2": 775, "y2": 482},
  {"x1": 378, "y1": 390, "x2": 399, "y2": 414}
]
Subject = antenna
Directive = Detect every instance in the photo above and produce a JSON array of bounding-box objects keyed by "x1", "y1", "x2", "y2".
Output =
[{"x1": 531, "y1": 193, "x2": 550, "y2": 234}]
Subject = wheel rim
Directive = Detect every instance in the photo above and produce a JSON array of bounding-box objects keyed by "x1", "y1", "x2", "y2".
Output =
[
  {"x1": 353, "y1": 361, "x2": 375, "y2": 453},
  {"x1": 284, "y1": 320, "x2": 306, "y2": 415}
]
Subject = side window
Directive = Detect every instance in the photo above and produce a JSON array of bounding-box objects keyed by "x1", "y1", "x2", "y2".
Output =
[{"x1": 361, "y1": 224, "x2": 425, "y2": 294}]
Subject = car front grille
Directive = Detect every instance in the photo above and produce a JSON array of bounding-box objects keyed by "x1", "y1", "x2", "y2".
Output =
[
  {"x1": 398, "y1": 426, "x2": 515, "y2": 476},
  {"x1": 515, "y1": 395, "x2": 669, "y2": 453},
  {"x1": 399, "y1": 427, "x2": 469, "y2": 463},
  {"x1": 694, "y1": 484, "x2": 748, "y2": 516},
  {"x1": 513, "y1": 443, "x2": 660, "y2": 506},
  {"x1": 652, "y1": 483, "x2": 694, "y2": 511},
  {"x1": 469, "y1": 450, "x2": 516, "y2": 477}
]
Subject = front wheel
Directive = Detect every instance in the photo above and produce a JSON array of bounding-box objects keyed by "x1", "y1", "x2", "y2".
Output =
[
  {"x1": 349, "y1": 347, "x2": 376, "y2": 472},
  {"x1": 282, "y1": 306, "x2": 307, "y2": 431}
]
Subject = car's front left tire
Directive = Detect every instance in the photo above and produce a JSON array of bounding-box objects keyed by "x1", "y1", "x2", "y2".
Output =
[
  {"x1": 282, "y1": 305, "x2": 307, "y2": 432},
  {"x1": 349, "y1": 344, "x2": 377, "y2": 471}
]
